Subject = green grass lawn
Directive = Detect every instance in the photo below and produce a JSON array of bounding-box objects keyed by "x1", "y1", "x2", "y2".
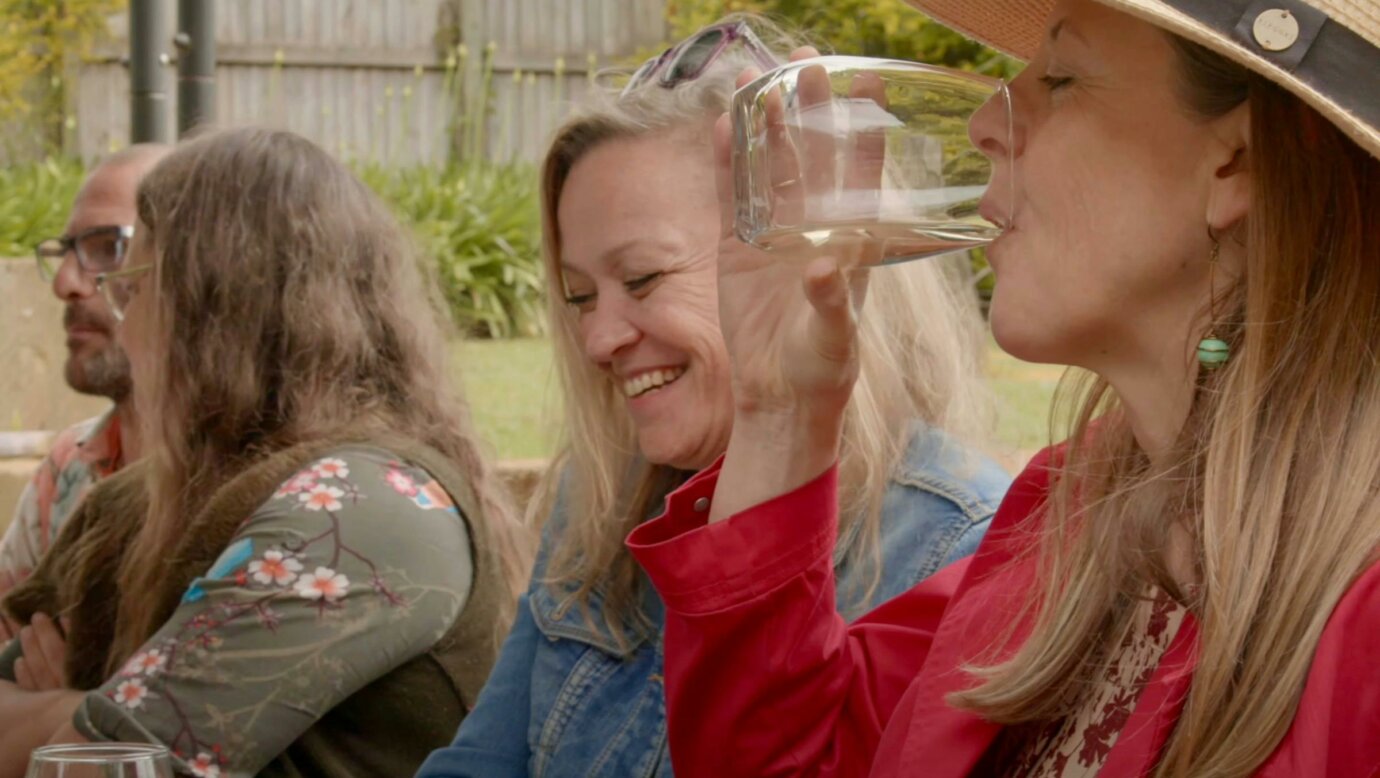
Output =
[
  {"x1": 453, "y1": 338, "x2": 561, "y2": 461},
  {"x1": 456, "y1": 338, "x2": 1064, "y2": 466},
  {"x1": 987, "y1": 345, "x2": 1065, "y2": 455}
]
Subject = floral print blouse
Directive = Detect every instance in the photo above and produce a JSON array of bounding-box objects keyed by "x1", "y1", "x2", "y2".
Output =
[
  {"x1": 70, "y1": 445, "x2": 475, "y2": 778},
  {"x1": 1, "y1": 410, "x2": 123, "y2": 598},
  {"x1": 985, "y1": 589, "x2": 1188, "y2": 777}
]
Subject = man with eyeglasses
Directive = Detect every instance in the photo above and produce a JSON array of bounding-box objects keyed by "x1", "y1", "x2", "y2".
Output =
[{"x1": 0, "y1": 145, "x2": 168, "y2": 627}]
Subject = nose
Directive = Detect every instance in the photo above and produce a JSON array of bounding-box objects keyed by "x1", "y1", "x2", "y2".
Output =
[
  {"x1": 968, "y1": 82, "x2": 1025, "y2": 164},
  {"x1": 51, "y1": 250, "x2": 96, "y2": 302},
  {"x1": 581, "y1": 297, "x2": 641, "y2": 367}
]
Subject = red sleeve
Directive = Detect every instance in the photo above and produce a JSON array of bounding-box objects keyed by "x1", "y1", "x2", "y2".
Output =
[
  {"x1": 628, "y1": 459, "x2": 966, "y2": 778},
  {"x1": 1260, "y1": 557, "x2": 1380, "y2": 777}
]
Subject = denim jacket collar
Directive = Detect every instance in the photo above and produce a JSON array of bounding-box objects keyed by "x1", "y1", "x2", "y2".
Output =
[
  {"x1": 529, "y1": 466, "x2": 675, "y2": 657},
  {"x1": 529, "y1": 575, "x2": 664, "y2": 658}
]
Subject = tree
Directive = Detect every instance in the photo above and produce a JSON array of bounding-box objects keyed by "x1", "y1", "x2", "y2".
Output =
[
  {"x1": 0, "y1": 0, "x2": 124, "y2": 156},
  {"x1": 665, "y1": 0, "x2": 1021, "y2": 78}
]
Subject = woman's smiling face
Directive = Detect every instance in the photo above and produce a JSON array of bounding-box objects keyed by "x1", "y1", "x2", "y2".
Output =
[{"x1": 557, "y1": 132, "x2": 736, "y2": 471}]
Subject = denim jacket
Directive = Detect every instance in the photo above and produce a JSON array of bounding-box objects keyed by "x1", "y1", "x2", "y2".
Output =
[{"x1": 416, "y1": 423, "x2": 1012, "y2": 778}]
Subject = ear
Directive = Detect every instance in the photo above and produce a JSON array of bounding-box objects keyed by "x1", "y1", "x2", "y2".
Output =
[{"x1": 1206, "y1": 103, "x2": 1251, "y2": 235}]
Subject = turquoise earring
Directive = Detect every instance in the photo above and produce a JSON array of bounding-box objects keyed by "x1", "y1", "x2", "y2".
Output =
[{"x1": 1197, "y1": 230, "x2": 1230, "y2": 369}]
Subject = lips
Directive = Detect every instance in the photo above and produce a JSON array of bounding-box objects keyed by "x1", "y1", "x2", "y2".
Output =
[
  {"x1": 63, "y1": 305, "x2": 112, "y2": 339},
  {"x1": 978, "y1": 198, "x2": 1012, "y2": 231}
]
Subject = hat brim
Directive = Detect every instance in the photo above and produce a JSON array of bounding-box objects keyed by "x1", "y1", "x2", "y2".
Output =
[{"x1": 904, "y1": 0, "x2": 1380, "y2": 160}]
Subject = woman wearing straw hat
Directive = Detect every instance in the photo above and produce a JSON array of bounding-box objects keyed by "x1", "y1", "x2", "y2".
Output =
[{"x1": 627, "y1": 0, "x2": 1380, "y2": 775}]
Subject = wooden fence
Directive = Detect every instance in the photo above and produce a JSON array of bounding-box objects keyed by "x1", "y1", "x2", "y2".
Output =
[{"x1": 70, "y1": 0, "x2": 667, "y2": 165}]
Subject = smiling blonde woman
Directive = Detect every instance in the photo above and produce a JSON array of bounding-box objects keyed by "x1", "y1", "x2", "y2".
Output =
[{"x1": 419, "y1": 15, "x2": 1012, "y2": 778}]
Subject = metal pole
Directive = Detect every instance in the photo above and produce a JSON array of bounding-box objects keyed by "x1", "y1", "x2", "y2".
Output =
[
  {"x1": 175, "y1": 0, "x2": 216, "y2": 135},
  {"x1": 129, "y1": 0, "x2": 171, "y2": 143}
]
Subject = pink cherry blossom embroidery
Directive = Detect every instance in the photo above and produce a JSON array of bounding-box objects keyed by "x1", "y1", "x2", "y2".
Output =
[
  {"x1": 111, "y1": 678, "x2": 151, "y2": 709},
  {"x1": 188, "y1": 752, "x2": 222, "y2": 778},
  {"x1": 294, "y1": 567, "x2": 350, "y2": 602},
  {"x1": 299, "y1": 484, "x2": 345, "y2": 512},
  {"x1": 273, "y1": 471, "x2": 317, "y2": 499},
  {"x1": 248, "y1": 549, "x2": 303, "y2": 586},
  {"x1": 384, "y1": 468, "x2": 417, "y2": 496},
  {"x1": 122, "y1": 649, "x2": 167, "y2": 677},
  {"x1": 312, "y1": 457, "x2": 350, "y2": 480}
]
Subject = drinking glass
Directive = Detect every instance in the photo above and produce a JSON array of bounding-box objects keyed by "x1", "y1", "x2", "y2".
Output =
[
  {"x1": 27, "y1": 744, "x2": 174, "y2": 778},
  {"x1": 732, "y1": 56, "x2": 1013, "y2": 265}
]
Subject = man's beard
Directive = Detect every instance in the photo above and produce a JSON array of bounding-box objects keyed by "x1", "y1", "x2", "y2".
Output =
[
  {"x1": 63, "y1": 304, "x2": 133, "y2": 402},
  {"x1": 67, "y1": 346, "x2": 133, "y2": 402}
]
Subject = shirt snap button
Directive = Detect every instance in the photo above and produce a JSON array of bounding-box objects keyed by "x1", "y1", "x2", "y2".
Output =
[{"x1": 692, "y1": 497, "x2": 710, "y2": 512}]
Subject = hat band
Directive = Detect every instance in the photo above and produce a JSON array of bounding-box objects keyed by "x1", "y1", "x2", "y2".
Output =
[{"x1": 1160, "y1": 0, "x2": 1379, "y2": 134}]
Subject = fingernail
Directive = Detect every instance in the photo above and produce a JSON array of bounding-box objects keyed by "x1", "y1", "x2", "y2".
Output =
[{"x1": 32, "y1": 613, "x2": 47, "y2": 624}]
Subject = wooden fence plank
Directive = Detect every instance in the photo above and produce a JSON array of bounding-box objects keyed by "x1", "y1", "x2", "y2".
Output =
[{"x1": 62, "y1": 0, "x2": 665, "y2": 165}]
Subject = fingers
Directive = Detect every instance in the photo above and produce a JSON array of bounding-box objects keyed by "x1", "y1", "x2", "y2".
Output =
[
  {"x1": 31, "y1": 613, "x2": 68, "y2": 684},
  {"x1": 789, "y1": 46, "x2": 822, "y2": 63},
  {"x1": 845, "y1": 72, "x2": 889, "y2": 199},
  {"x1": 764, "y1": 78, "x2": 805, "y2": 227},
  {"x1": 797, "y1": 63, "x2": 836, "y2": 212},
  {"x1": 16, "y1": 613, "x2": 67, "y2": 691},
  {"x1": 714, "y1": 113, "x2": 736, "y2": 240},
  {"x1": 15, "y1": 656, "x2": 35, "y2": 691},
  {"x1": 847, "y1": 264, "x2": 872, "y2": 313},
  {"x1": 717, "y1": 67, "x2": 769, "y2": 241},
  {"x1": 802, "y1": 256, "x2": 861, "y2": 365}
]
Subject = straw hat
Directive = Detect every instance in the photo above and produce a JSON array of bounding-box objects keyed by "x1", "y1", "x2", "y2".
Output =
[{"x1": 903, "y1": 0, "x2": 1380, "y2": 160}]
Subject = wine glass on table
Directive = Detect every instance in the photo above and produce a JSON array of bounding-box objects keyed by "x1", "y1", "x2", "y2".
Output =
[{"x1": 27, "y1": 744, "x2": 174, "y2": 778}]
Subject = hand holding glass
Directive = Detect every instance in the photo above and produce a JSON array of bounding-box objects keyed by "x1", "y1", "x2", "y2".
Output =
[{"x1": 732, "y1": 57, "x2": 1013, "y2": 265}]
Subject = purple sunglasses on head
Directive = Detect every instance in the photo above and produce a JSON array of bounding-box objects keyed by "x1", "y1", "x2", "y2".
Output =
[{"x1": 622, "y1": 21, "x2": 782, "y2": 97}]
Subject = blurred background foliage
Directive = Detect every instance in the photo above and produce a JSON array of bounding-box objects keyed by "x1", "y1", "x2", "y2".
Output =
[
  {"x1": 666, "y1": 0, "x2": 1020, "y2": 77},
  {"x1": 2, "y1": 156, "x2": 544, "y2": 338},
  {"x1": 0, "y1": 0, "x2": 123, "y2": 157},
  {"x1": 1, "y1": 0, "x2": 1012, "y2": 332},
  {"x1": 664, "y1": 0, "x2": 1017, "y2": 305},
  {"x1": 0, "y1": 157, "x2": 86, "y2": 257},
  {"x1": 356, "y1": 161, "x2": 545, "y2": 339}
]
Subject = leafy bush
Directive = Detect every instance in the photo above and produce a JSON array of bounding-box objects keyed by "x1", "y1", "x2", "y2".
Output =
[
  {"x1": 348, "y1": 161, "x2": 545, "y2": 339},
  {"x1": 0, "y1": 156, "x2": 85, "y2": 257},
  {"x1": 1, "y1": 157, "x2": 546, "y2": 339}
]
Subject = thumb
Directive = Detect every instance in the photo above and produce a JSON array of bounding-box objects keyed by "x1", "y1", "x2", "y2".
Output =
[
  {"x1": 802, "y1": 256, "x2": 860, "y2": 364},
  {"x1": 713, "y1": 112, "x2": 735, "y2": 240}
]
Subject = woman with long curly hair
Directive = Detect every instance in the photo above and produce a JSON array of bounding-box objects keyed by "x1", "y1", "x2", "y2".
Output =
[{"x1": 0, "y1": 127, "x2": 533, "y2": 777}]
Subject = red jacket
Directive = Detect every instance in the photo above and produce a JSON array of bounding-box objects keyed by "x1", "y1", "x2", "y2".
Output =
[{"x1": 627, "y1": 448, "x2": 1380, "y2": 777}]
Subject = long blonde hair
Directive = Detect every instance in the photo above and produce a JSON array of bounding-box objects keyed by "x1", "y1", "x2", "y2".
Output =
[
  {"x1": 112, "y1": 127, "x2": 533, "y2": 665},
  {"x1": 535, "y1": 15, "x2": 993, "y2": 645},
  {"x1": 951, "y1": 39, "x2": 1380, "y2": 776}
]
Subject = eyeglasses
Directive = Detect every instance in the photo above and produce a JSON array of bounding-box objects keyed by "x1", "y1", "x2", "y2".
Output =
[
  {"x1": 622, "y1": 21, "x2": 781, "y2": 97},
  {"x1": 34, "y1": 224, "x2": 135, "y2": 282},
  {"x1": 94, "y1": 263, "x2": 152, "y2": 322}
]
